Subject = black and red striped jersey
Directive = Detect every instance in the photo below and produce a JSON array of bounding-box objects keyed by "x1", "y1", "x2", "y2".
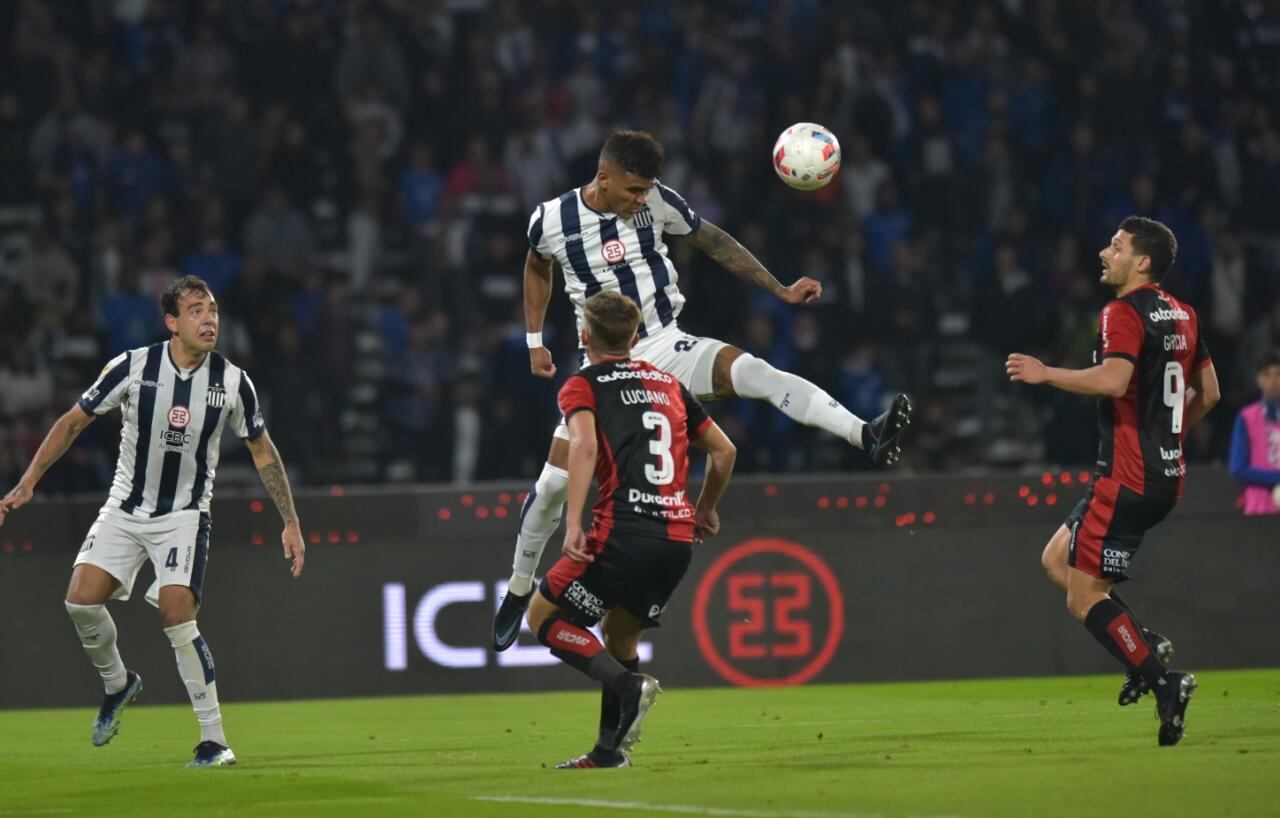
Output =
[
  {"x1": 558, "y1": 357, "x2": 713, "y2": 543},
  {"x1": 1094, "y1": 284, "x2": 1212, "y2": 500}
]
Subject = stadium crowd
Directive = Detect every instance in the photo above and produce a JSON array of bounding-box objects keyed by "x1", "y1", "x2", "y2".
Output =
[{"x1": 1, "y1": 0, "x2": 1279, "y2": 490}]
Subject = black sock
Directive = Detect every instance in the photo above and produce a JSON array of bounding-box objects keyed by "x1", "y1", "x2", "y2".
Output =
[
  {"x1": 1109, "y1": 590, "x2": 1159, "y2": 643},
  {"x1": 1083, "y1": 598, "x2": 1167, "y2": 688},
  {"x1": 596, "y1": 656, "x2": 640, "y2": 752}
]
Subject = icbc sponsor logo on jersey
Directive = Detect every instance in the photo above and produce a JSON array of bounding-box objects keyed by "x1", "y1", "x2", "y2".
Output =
[
  {"x1": 168, "y1": 405, "x2": 190, "y2": 428},
  {"x1": 601, "y1": 237, "x2": 626, "y2": 264},
  {"x1": 692, "y1": 538, "x2": 844, "y2": 687}
]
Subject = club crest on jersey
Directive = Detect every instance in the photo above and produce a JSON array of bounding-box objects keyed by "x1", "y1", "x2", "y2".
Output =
[
  {"x1": 168, "y1": 405, "x2": 190, "y2": 429},
  {"x1": 630, "y1": 207, "x2": 653, "y2": 228},
  {"x1": 206, "y1": 386, "x2": 226, "y2": 408},
  {"x1": 601, "y1": 238, "x2": 626, "y2": 265}
]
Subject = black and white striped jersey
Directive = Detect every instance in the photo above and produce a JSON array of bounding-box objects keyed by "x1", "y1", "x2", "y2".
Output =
[
  {"x1": 527, "y1": 182, "x2": 701, "y2": 339},
  {"x1": 78, "y1": 342, "x2": 265, "y2": 517}
]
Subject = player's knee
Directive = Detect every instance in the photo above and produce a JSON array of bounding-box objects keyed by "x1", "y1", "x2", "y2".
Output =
[
  {"x1": 730, "y1": 352, "x2": 773, "y2": 386},
  {"x1": 64, "y1": 598, "x2": 100, "y2": 622},
  {"x1": 535, "y1": 463, "x2": 570, "y2": 504},
  {"x1": 525, "y1": 592, "x2": 554, "y2": 634},
  {"x1": 160, "y1": 608, "x2": 195, "y2": 628},
  {"x1": 158, "y1": 592, "x2": 197, "y2": 628}
]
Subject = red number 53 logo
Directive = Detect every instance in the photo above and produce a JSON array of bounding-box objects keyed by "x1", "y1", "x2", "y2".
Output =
[{"x1": 691, "y1": 538, "x2": 845, "y2": 687}]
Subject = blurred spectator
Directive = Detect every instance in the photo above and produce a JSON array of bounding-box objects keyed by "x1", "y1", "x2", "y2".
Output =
[
  {"x1": 0, "y1": 0, "x2": 1277, "y2": 493},
  {"x1": 244, "y1": 186, "x2": 313, "y2": 274},
  {"x1": 1228, "y1": 350, "x2": 1280, "y2": 515},
  {"x1": 18, "y1": 227, "x2": 77, "y2": 322},
  {"x1": 0, "y1": 343, "x2": 54, "y2": 418}
]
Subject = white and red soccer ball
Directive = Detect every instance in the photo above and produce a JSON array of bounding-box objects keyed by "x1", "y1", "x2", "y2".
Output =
[{"x1": 772, "y1": 123, "x2": 841, "y2": 190}]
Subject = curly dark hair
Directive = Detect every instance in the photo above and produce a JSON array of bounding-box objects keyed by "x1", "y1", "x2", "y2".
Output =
[
  {"x1": 600, "y1": 130, "x2": 665, "y2": 179},
  {"x1": 161, "y1": 275, "x2": 213, "y2": 318},
  {"x1": 1119, "y1": 216, "x2": 1177, "y2": 280}
]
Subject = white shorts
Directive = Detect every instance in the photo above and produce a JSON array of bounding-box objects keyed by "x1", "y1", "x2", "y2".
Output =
[
  {"x1": 554, "y1": 324, "x2": 727, "y2": 441},
  {"x1": 73, "y1": 508, "x2": 211, "y2": 607}
]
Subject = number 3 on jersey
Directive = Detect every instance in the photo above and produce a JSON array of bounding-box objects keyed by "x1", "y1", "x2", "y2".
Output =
[
  {"x1": 1163, "y1": 361, "x2": 1185, "y2": 434},
  {"x1": 642, "y1": 411, "x2": 675, "y2": 485}
]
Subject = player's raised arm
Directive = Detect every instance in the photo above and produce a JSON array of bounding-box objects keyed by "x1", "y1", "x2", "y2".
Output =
[
  {"x1": 561, "y1": 408, "x2": 598, "y2": 563},
  {"x1": 524, "y1": 250, "x2": 557, "y2": 378},
  {"x1": 687, "y1": 219, "x2": 822, "y2": 305},
  {"x1": 0, "y1": 405, "x2": 96, "y2": 525},
  {"x1": 244, "y1": 430, "x2": 305, "y2": 577}
]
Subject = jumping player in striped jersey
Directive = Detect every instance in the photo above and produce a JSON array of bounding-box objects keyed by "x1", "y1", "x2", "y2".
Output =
[
  {"x1": 1007, "y1": 217, "x2": 1220, "y2": 746},
  {"x1": 0, "y1": 275, "x2": 306, "y2": 767},
  {"x1": 494, "y1": 130, "x2": 912, "y2": 649}
]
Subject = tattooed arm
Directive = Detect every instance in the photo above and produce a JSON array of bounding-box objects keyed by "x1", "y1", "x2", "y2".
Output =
[
  {"x1": 245, "y1": 431, "x2": 305, "y2": 577},
  {"x1": 686, "y1": 219, "x2": 823, "y2": 305}
]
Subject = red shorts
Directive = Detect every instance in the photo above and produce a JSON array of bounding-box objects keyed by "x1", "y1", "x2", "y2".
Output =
[{"x1": 1064, "y1": 476, "x2": 1176, "y2": 581}]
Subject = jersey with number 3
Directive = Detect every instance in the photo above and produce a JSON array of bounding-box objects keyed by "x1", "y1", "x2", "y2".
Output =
[
  {"x1": 558, "y1": 358, "x2": 713, "y2": 543},
  {"x1": 1094, "y1": 284, "x2": 1211, "y2": 500}
]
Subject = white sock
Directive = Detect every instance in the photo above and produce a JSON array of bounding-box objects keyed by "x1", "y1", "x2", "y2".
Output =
[
  {"x1": 65, "y1": 602, "x2": 128, "y2": 694},
  {"x1": 164, "y1": 621, "x2": 227, "y2": 746},
  {"x1": 729, "y1": 353, "x2": 867, "y2": 447},
  {"x1": 508, "y1": 463, "x2": 570, "y2": 595}
]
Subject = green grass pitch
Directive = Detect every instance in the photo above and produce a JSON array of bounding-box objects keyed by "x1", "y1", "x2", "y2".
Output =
[{"x1": 3, "y1": 670, "x2": 1278, "y2": 818}]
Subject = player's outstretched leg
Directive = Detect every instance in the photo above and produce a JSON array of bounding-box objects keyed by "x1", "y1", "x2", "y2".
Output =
[
  {"x1": 494, "y1": 458, "x2": 569, "y2": 651},
  {"x1": 865, "y1": 393, "x2": 913, "y2": 466},
  {"x1": 164, "y1": 619, "x2": 235, "y2": 767},
  {"x1": 722, "y1": 350, "x2": 911, "y2": 464}
]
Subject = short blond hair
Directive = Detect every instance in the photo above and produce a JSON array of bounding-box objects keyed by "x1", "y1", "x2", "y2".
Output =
[{"x1": 583, "y1": 291, "x2": 642, "y2": 353}]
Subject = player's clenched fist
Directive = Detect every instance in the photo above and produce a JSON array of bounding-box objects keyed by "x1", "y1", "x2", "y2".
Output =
[
  {"x1": 530, "y1": 346, "x2": 557, "y2": 378},
  {"x1": 1006, "y1": 353, "x2": 1048, "y2": 384},
  {"x1": 693, "y1": 509, "x2": 720, "y2": 543},
  {"x1": 782, "y1": 277, "x2": 823, "y2": 304}
]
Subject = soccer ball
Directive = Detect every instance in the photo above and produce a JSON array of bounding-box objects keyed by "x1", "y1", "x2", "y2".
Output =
[{"x1": 772, "y1": 123, "x2": 841, "y2": 190}]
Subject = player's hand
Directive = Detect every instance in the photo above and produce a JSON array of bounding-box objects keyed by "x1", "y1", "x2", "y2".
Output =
[
  {"x1": 693, "y1": 508, "x2": 720, "y2": 543},
  {"x1": 282, "y1": 520, "x2": 305, "y2": 577},
  {"x1": 0, "y1": 481, "x2": 34, "y2": 526},
  {"x1": 781, "y1": 277, "x2": 823, "y2": 305},
  {"x1": 562, "y1": 525, "x2": 593, "y2": 563},
  {"x1": 1006, "y1": 353, "x2": 1049, "y2": 385},
  {"x1": 530, "y1": 347, "x2": 557, "y2": 379}
]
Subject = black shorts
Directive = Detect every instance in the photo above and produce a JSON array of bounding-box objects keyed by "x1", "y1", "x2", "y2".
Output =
[
  {"x1": 1064, "y1": 476, "x2": 1176, "y2": 582},
  {"x1": 540, "y1": 529, "x2": 692, "y2": 628}
]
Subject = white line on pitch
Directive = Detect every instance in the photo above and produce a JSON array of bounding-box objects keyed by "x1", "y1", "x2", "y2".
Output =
[{"x1": 473, "y1": 795, "x2": 897, "y2": 818}]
